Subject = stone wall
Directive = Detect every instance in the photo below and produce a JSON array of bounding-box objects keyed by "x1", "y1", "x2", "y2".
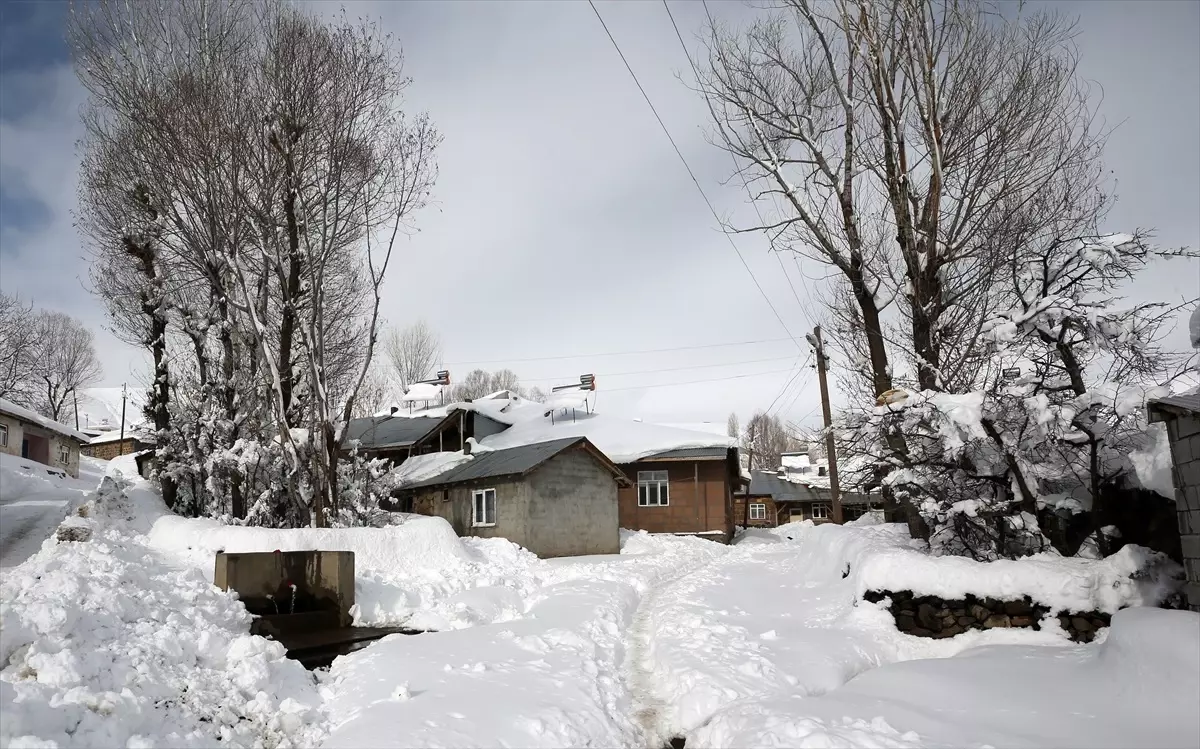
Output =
[
  {"x1": 1160, "y1": 412, "x2": 1200, "y2": 612},
  {"x1": 862, "y1": 590, "x2": 1112, "y2": 643}
]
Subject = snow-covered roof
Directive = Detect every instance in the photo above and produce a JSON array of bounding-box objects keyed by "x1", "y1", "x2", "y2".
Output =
[
  {"x1": 479, "y1": 407, "x2": 735, "y2": 465},
  {"x1": 88, "y1": 429, "x2": 155, "y2": 446},
  {"x1": 0, "y1": 398, "x2": 91, "y2": 443},
  {"x1": 781, "y1": 452, "x2": 812, "y2": 470},
  {"x1": 658, "y1": 422, "x2": 731, "y2": 438}
]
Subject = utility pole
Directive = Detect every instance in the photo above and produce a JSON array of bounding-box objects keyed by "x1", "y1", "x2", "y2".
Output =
[
  {"x1": 806, "y1": 326, "x2": 843, "y2": 524},
  {"x1": 119, "y1": 383, "x2": 128, "y2": 457},
  {"x1": 73, "y1": 390, "x2": 80, "y2": 431}
]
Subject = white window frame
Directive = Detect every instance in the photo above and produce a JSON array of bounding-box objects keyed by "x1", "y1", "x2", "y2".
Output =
[
  {"x1": 637, "y1": 470, "x2": 670, "y2": 507},
  {"x1": 472, "y1": 488, "x2": 497, "y2": 527},
  {"x1": 749, "y1": 503, "x2": 767, "y2": 521},
  {"x1": 811, "y1": 502, "x2": 831, "y2": 520},
  {"x1": 58, "y1": 443, "x2": 71, "y2": 463},
  {"x1": 0, "y1": 423, "x2": 7, "y2": 448}
]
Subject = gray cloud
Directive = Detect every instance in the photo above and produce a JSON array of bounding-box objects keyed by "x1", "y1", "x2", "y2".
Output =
[{"x1": 0, "y1": 0, "x2": 1194, "y2": 429}]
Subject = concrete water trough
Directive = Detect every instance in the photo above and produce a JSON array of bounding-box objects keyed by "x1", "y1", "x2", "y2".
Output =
[{"x1": 215, "y1": 549, "x2": 420, "y2": 669}]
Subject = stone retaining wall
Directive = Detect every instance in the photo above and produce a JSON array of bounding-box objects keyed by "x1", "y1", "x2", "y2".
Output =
[{"x1": 862, "y1": 589, "x2": 1113, "y2": 643}]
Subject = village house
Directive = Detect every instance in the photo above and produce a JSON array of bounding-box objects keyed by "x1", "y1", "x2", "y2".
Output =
[
  {"x1": 397, "y1": 436, "x2": 628, "y2": 557},
  {"x1": 81, "y1": 428, "x2": 155, "y2": 461},
  {"x1": 0, "y1": 397, "x2": 89, "y2": 478},
  {"x1": 1147, "y1": 391, "x2": 1200, "y2": 612},
  {"x1": 734, "y1": 451, "x2": 880, "y2": 527},
  {"x1": 735, "y1": 468, "x2": 877, "y2": 527},
  {"x1": 361, "y1": 387, "x2": 745, "y2": 552}
]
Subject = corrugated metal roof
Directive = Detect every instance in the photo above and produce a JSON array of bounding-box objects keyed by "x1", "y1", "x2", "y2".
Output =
[
  {"x1": 641, "y1": 446, "x2": 730, "y2": 460},
  {"x1": 1149, "y1": 392, "x2": 1200, "y2": 416},
  {"x1": 344, "y1": 415, "x2": 444, "y2": 449},
  {"x1": 404, "y1": 437, "x2": 588, "y2": 490},
  {"x1": 744, "y1": 470, "x2": 873, "y2": 505}
]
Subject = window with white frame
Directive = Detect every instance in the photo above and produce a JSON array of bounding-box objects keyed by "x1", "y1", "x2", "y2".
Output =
[
  {"x1": 749, "y1": 503, "x2": 767, "y2": 521},
  {"x1": 59, "y1": 443, "x2": 71, "y2": 463},
  {"x1": 472, "y1": 488, "x2": 496, "y2": 527},
  {"x1": 637, "y1": 470, "x2": 669, "y2": 507},
  {"x1": 0, "y1": 423, "x2": 7, "y2": 448},
  {"x1": 811, "y1": 502, "x2": 831, "y2": 520}
]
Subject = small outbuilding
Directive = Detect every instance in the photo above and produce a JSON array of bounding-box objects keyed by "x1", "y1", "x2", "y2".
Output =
[
  {"x1": 1148, "y1": 391, "x2": 1200, "y2": 612},
  {"x1": 398, "y1": 436, "x2": 630, "y2": 558}
]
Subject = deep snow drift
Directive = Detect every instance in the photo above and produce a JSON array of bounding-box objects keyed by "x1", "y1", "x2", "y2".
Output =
[
  {"x1": 1, "y1": 472, "x2": 325, "y2": 748},
  {"x1": 644, "y1": 520, "x2": 1196, "y2": 748},
  {"x1": 3, "y1": 459, "x2": 1195, "y2": 749}
]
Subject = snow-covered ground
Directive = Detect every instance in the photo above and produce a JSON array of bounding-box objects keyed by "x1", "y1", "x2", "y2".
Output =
[
  {"x1": 2, "y1": 460, "x2": 1197, "y2": 748},
  {"x1": 0, "y1": 453, "x2": 104, "y2": 568}
]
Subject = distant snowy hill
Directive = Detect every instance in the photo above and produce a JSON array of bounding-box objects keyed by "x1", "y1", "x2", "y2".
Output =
[{"x1": 73, "y1": 387, "x2": 146, "y2": 433}]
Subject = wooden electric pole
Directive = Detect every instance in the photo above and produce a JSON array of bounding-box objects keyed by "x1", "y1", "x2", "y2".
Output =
[
  {"x1": 119, "y1": 383, "x2": 128, "y2": 457},
  {"x1": 807, "y1": 326, "x2": 843, "y2": 524},
  {"x1": 742, "y1": 419, "x2": 755, "y2": 527}
]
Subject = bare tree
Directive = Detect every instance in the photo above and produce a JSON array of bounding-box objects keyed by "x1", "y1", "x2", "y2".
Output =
[
  {"x1": 384, "y1": 319, "x2": 442, "y2": 391},
  {"x1": 30, "y1": 311, "x2": 103, "y2": 422},
  {"x1": 726, "y1": 411, "x2": 740, "y2": 440},
  {"x1": 527, "y1": 386, "x2": 547, "y2": 403},
  {"x1": 452, "y1": 369, "x2": 495, "y2": 402},
  {"x1": 489, "y1": 368, "x2": 521, "y2": 394},
  {"x1": 743, "y1": 411, "x2": 800, "y2": 472},
  {"x1": 0, "y1": 293, "x2": 37, "y2": 404},
  {"x1": 350, "y1": 363, "x2": 396, "y2": 419}
]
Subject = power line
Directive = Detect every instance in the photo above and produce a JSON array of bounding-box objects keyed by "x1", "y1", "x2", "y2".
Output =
[
  {"x1": 661, "y1": 0, "x2": 818, "y2": 333},
  {"x1": 586, "y1": 0, "x2": 802, "y2": 353},
  {"x1": 604, "y1": 366, "x2": 795, "y2": 393},
  {"x1": 444, "y1": 336, "x2": 794, "y2": 365},
  {"x1": 522, "y1": 354, "x2": 796, "y2": 384},
  {"x1": 763, "y1": 352, "x2": 811, "y2": 415}
]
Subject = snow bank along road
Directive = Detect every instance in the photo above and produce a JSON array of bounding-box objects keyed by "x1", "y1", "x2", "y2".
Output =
[
  {"x1": 2, "y1": 458, "x2": 1198, "y2": 748},
  {"x1": 0, "y1": 454, "x2": 100, "y2": 568}
]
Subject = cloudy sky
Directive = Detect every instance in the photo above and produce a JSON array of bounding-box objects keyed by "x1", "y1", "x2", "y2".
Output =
[{"x1": 1, "y1": 0, "x2": 1197, "y2": 428}]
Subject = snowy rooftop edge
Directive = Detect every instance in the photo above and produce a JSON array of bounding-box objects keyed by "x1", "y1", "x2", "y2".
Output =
[{"x1": 0, "y1": 397, "x2": 91, "y2": 443}]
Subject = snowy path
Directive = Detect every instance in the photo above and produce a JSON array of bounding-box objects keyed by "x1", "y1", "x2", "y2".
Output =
[{"x1": 319, "y1": 533, "x2": 727, "y2": 749}]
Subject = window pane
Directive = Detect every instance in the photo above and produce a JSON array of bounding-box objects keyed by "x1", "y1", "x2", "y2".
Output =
[
  {"x1": 486, "y1": 490, "x2": 496, "y2": 524},
  {"x1": 638, "y1": 484, "x2": 647, "y2": 506}
]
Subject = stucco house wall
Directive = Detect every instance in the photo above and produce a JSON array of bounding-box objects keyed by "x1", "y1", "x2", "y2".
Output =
[
  {"x1": 411, "y1": 447, "x2": 620, "y2": 558},
  {"x1": 0, "y1": 410, "x2": 82, "y2": 478}
]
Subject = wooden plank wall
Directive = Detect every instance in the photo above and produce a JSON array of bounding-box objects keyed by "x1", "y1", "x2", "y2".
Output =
[{"x1": 618, "y1": 459, "x2": 731, "y2": 537}]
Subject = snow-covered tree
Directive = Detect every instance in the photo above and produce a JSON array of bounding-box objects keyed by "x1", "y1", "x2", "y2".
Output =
[
  {"x1": 70, "y1": 0, "x2": 439, "y2": 527},
  {"x1": 0, "y1": 293, "x2": 37, "y2": 404}
]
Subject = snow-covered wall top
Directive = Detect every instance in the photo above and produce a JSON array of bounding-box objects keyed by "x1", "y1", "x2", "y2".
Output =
[{"x1": 0, "y1": 397, "x2": 90, "y2": 443}]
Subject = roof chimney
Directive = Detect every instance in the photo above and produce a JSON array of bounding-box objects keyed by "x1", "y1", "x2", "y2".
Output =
[{"x1": 463, "y1": 439, "x2": 473, "y2": 456}]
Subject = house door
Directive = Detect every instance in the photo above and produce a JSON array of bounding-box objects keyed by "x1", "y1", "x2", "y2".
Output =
[{"x1": 23, "y1": 434, "x2": 49, "y2": 464}]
